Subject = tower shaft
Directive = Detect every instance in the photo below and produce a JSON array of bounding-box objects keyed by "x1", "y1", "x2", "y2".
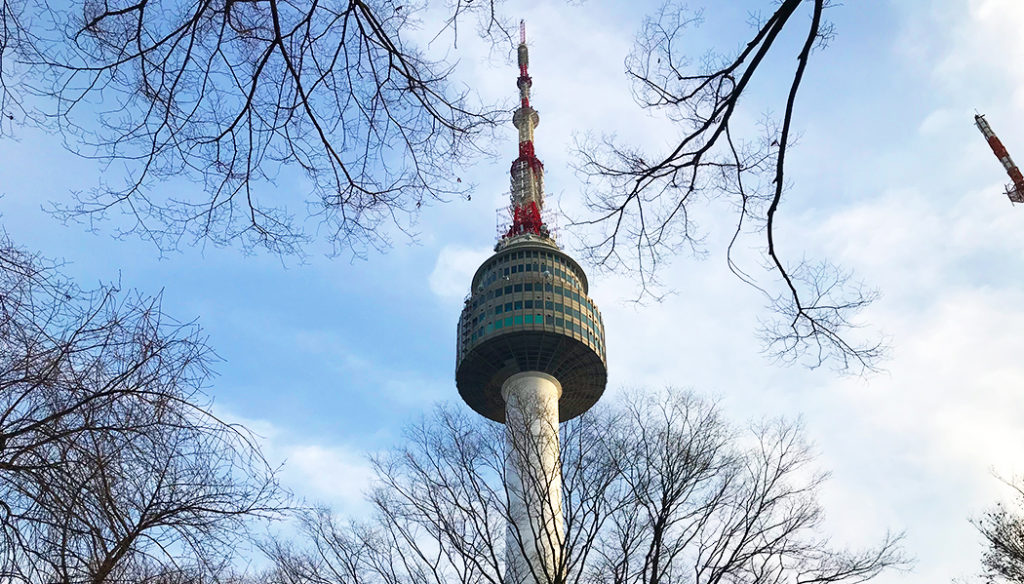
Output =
[{"x1": 503, "y1": 372, "x2": 564, "y2": 584}]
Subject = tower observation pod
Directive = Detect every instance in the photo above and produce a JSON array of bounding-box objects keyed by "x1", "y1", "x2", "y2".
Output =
[{"x1": 455, "y1": 21, "x2": 608, "y2": 584}]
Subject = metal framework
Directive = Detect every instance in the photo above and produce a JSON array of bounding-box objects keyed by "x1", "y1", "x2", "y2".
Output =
[
  {"x1": 975, "y1": 113, "x2": 1024, "y2": 204},
  {"x1": 505, "y1": 20, "x2": 550, "y2": 239}
]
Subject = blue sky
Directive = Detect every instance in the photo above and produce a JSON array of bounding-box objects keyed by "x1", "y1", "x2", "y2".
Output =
[{"x1": 2, "y1": 1, "x2": 1023, "y2": 582}]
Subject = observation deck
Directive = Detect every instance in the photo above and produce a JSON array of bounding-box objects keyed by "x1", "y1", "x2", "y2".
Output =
[{"x1": 455, "y1": 235, "x2": 607, "y2": 423}]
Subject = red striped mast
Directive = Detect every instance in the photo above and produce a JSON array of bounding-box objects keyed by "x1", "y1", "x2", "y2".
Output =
[
  {"x1": 504, "y1": 20, "x2": 550, "y2": 240},
  {"x1": 975, "y1": 113, "x2": 1024, "y2": 204}
]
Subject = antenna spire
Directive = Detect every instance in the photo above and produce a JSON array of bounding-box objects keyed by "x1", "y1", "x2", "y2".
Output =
[
  {"x1": 975, "y1": 114, "x2": 1024, "y2": 204},
  {"x1": 506, "y1": 20, "x2": 549, "y2": 240}
]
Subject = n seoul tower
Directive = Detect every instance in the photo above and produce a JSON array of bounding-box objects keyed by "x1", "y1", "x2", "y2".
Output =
[{"x1": 455, "y1": 22, "x2": 608, "y2": 584}]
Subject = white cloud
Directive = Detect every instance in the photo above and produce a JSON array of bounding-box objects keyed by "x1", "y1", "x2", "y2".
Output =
[
  {"x1": 215, "y1": 407, "x2": 377, "y2": 516},
  {"x1": 283, "y1": 444, "x2": 376, "y2": 515},
  {"x1": 900, "y1": 0, "x2": 1024, "y2": 110},
  {"x1": 918, "y1": 108, "x2": 958, "y2": 136},
  {"x1": 429, "y1": 244, "x2": 492, "y2": 300}
]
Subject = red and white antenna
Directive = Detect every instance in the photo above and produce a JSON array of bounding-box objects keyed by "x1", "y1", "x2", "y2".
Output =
[
  {"x1": 501, "y1": 19, "x2": 549, "y2": 241},
  {"x1": 975, "y1": 113, "x2": 1024, "y2": 204}
]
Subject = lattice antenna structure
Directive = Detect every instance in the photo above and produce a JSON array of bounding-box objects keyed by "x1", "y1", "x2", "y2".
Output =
[
  {"x1": 503, "y1": 20, "x2": 551, "y2": 241},
  {"x1": 975, "y1": 113, "x2": 1024, "y2": 204}
]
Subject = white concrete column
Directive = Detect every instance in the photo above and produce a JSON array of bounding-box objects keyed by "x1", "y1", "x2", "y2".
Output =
[{"x1": 502, "y1": 372, "x2": 564, "y2": 584}]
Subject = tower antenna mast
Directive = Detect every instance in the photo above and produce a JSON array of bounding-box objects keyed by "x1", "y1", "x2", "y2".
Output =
[{"x1": 975, "y1": 113, "x2": 1024, "y2": 204}]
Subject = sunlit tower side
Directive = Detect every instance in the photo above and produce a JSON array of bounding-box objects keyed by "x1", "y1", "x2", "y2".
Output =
[
  {"x1": 975, "y1": 113, "x2": 1024, "y2": 204},
  {"x1": 454, "y1": 22, "x2": 608, "y2": 584}
]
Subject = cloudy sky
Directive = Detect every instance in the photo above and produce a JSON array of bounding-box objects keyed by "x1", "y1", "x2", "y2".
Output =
[{"x1": 2, "y1": 0, "x2": 1023, "y2": 582}]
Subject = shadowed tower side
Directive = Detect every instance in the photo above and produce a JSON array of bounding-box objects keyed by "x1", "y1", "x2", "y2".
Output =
[{"x1": 455, "y1": 22, "x2": 609, "y2": 584}]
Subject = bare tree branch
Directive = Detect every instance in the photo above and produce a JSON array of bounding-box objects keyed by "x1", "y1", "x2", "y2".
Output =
[
  {"x1": 1, "y1": 0, "x2": 512, "y2": 256},
  {"x1": 0, "y1": 232, "x2": 286, "y2": 583},
  {"x1": 572, "y1": 0, "x2": 885, "y2": 374},
  {"x1": 974, "y1": 475, "x2": 1024, "y2": 584},
  {"x1": 265, "y1": 391, "x2": 906, "y2": 584}
]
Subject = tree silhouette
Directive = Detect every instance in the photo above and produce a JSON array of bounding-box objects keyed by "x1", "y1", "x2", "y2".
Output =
[
  {"x1": 262, "y1": 390, "x2": 905, "y2": 584},
  {"x1": 573, "y1": 0, "x2": 884, "y2": 373},
  {"x1": 1, "y1": 0, "x2": 509, "y2": 255},
  {"x1": 0, "y1": 233, "x2": 284, "y2": 583}
]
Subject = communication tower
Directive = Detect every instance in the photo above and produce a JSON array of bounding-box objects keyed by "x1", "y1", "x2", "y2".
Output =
[
  {"x1": 974, "y1": 113, "x2": 1024, "y2": 204},
  {"x1": 454, "y1": 22, "x2": 608, "y2": 584}
]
